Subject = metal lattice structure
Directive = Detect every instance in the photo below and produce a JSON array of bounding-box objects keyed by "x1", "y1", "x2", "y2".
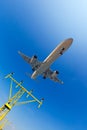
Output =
[
  {"x1": 0, "y1": 73, "x2": 43, "y2": 121},
  {"x1": 0, "y1": 118, "x2": 9, "y2": 130}
]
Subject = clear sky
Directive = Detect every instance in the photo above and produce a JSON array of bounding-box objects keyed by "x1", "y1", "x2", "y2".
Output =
[{"x1": 0, "y1": 0, "x2": 87, "y2": 130}]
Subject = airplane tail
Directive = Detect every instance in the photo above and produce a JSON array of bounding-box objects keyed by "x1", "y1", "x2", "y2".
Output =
[
  {"x1": 18, "y1": 51, "x2": 22, "y2": 55},
  {"x1": 25, "y1": 72, "x2": 39, "y2": 83},
  {"x1": 25, "y1": 72, "x2": 31, "y2": 78}
]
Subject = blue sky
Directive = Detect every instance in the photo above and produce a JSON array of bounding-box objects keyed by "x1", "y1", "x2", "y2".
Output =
[{"x1": 0, "y1": 0, "x2": 87, "y2": 130}]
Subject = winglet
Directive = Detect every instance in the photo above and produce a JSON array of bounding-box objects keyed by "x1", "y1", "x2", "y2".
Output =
[
  {"x1": 57, "y1": 79, "x2": 64, "y2": 84},
  {"x1": 18, "y1": 51, "x2": 21, "y2": 55},
  {"x1": 61, "y1": 81, "x2": 64, "y2": 84}
]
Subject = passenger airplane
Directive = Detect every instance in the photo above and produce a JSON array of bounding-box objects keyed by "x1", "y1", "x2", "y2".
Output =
[{"x1": 18, "y1": 38, "x2": 73, "y2": 84}]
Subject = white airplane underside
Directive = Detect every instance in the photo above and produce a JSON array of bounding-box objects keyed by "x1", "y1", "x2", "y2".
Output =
[
  {"x1": 18, "y1": 51, "x2": 63, "y2": 84},
  {"x1": 18, "y1": 38, "x2": 73, "y2": 84}
]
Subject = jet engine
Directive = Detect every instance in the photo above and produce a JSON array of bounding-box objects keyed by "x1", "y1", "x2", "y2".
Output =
[
  {"x1": 30, "y1": 55, "x2": 37, "y2": 64},
  {"x1": 51, "y1": 71, "x2": 59, "y2": 77}
]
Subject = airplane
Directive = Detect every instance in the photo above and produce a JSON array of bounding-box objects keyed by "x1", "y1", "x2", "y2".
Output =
[{"x1": 18, "y1": 38, "x2": 73, "y2": 84}]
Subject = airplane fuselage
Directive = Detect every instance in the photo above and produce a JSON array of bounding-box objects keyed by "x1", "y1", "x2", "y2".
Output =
[{"x1": 31, "y1": 38, "x2": 73, "y2": 79}]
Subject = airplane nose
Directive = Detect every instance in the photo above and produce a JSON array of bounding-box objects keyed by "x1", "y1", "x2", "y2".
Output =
[
  {"x1": 69, "y1": 38, "x2": 73, "y2": 44},
  {"x1": 65, "y1": 38, "x2": 73, "y2": 47}
]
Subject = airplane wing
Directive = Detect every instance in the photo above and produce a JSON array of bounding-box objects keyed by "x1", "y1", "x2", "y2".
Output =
[
  {"x1": 18, "y1": 51, "x2": 41, "y2": 71},
  {"x1": 42, "y1": 69, "x2": 64, "y2": 84},
  {"x1": 18, "y1": 51, "x2": 31, "y2": 63},
  {"x1": 51, "y1": 76, "x2": 64, "y2": 84}
]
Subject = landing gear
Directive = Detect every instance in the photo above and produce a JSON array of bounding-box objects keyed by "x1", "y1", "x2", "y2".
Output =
[
  {"x1": 32, "y1": 68, "x2": 35, "y2": 71},
  {"x1": 55, "y1": 71, "x2": 59, "y2": 74},
  {"x1": 60, "y1": 52, "x2": 63, "y2": 55},
  {"x1": 43, "y1": 76, "x2": 46, "y2": 79},
  {"x1": 60, "y1": 47, "x2": 65, "y2": 55},
  {"x1": 33, "y1": 55, "x2": 37, "y2": 59}
]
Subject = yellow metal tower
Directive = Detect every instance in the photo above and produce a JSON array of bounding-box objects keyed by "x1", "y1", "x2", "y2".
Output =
[
  {"x1": 0, "y1": 118, "x2": 10, "y2": 130},
  {"x1": 0, "y1": 73, "x2": 43, "y2": 121}
]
